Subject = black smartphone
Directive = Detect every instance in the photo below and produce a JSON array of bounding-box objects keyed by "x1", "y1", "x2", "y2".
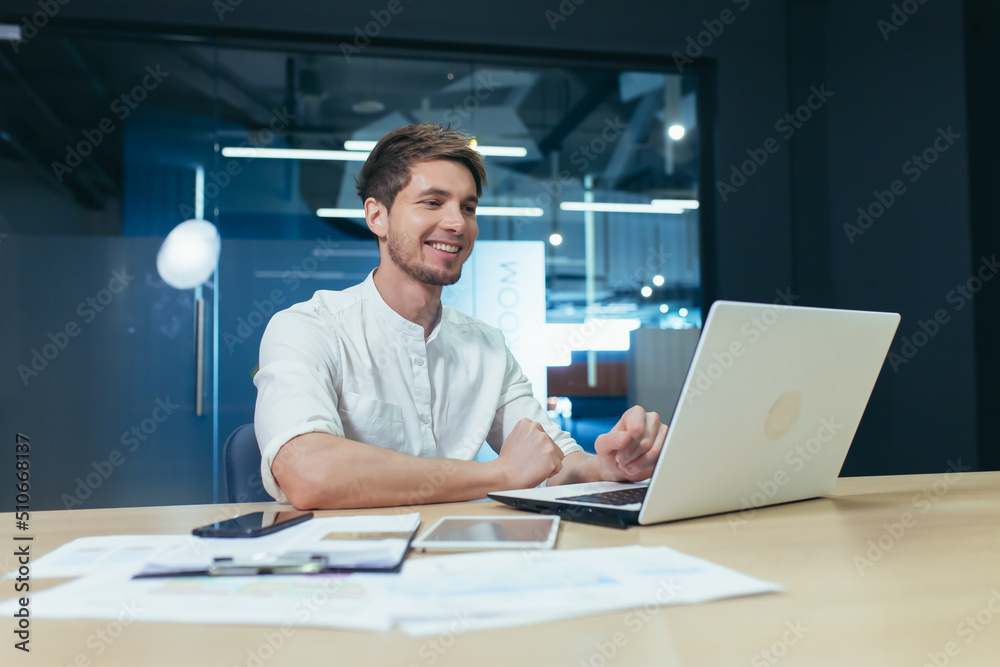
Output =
[{"x1": 192, "y1": 511, "x2": 313, "y2": 538}]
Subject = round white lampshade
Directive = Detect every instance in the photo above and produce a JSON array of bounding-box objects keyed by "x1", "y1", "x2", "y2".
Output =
[{"x1": 156, "y1": 219, "x2": 220, "y2": 289}]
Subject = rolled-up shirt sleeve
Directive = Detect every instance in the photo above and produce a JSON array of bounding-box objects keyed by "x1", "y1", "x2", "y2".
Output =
[
  {"x1": 487, "y1": 344, "x2": 584, "y2": 457},
  {"x1": 254, "y1": 306, "x2": 344, "y2": 501}
]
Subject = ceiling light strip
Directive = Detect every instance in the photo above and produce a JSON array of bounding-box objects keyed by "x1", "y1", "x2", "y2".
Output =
[
  {"x1": 560, "y1": 202, "x2": 690, "y2": 214},
  {"x1": 221, "y1": 147, "x2": 369, "y2": 161},
  {"x1": 343, "y1": 141, "x2": 527, "y2": 157},
  {"x1": 316, "y1": 206, "x2": 544, "y2": 218}
]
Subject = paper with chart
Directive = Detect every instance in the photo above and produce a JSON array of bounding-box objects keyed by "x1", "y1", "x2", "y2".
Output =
[
  {"x1": 3, "y1": 569, "x2": 394, "y2": 631},
  {"x1": 0, "y1": 542, "x2": 782, "y2": 634},
  {"x1": 5, "y1": 535, "x2": 186, "y2": 579},
  {"x1": 385, "y1": 545, "x2": 784, "y2": 635}
]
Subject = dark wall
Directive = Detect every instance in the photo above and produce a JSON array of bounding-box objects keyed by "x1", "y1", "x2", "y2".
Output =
[
  {"x1": 821, "y1": 0, "x2": 976, "y2": 474},
  {"x1": 964, "y1": 1, "x2": 1000, "y2": 472},
  {"x1": 2, "y1": 0, "x2": 988, "y2": 475}
]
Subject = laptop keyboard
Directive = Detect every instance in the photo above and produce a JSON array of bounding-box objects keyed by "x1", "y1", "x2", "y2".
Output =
[{"x1": 556, "y1": 487, "x2": 648, "y2": 506}]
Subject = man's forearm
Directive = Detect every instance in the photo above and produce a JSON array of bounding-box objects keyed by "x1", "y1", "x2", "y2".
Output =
[{"x1": 272, "y1": 432, "x2": 511, "y2": 510}]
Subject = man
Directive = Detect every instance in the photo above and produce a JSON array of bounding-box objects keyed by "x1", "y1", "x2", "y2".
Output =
[{"x1": 254, "y1": 124, "x2": 667, "y2": 509}]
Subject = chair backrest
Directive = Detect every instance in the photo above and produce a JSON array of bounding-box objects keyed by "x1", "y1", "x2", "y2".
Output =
[{"x1": 222, "y1": 423, "x2": 272, "y2": 504}]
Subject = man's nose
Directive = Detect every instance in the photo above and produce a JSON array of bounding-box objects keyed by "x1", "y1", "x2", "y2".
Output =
[{"x1": 440, "y1": 202, "x2": 467, "y2": 233}]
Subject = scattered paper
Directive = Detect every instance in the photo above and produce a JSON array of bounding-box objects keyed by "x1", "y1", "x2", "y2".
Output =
[
  {"x1": 384, "y1": 545, "x2": 783, "y2": 636},
  {"x1": 5, "y1": 535, "x2": 186, "y2": 579},
  {"x1": 3, "y1": 569, "x2": 393, "y2": 632},
  {"x1": 0, "y1": 541, "x2": 782, "y2": 635}
]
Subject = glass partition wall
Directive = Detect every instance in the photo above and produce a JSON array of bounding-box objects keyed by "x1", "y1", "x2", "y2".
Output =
[{"x1": 0, "y1": 30, "x2": 702, "y2": 508}]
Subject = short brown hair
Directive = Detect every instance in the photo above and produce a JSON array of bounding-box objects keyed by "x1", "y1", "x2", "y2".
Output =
[{"x1": 355, "y1": 124, "x2": 487, "y2": 210}]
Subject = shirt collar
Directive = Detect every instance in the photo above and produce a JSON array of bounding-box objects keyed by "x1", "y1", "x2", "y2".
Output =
[{"x1": 362, "y1": 269, "x2": 445, "y2": 341}]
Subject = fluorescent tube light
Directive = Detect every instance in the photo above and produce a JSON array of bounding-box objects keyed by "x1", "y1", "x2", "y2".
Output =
[
  {"x1": 343, "y1": 141, "x2": 526, "y2": 157},
  {"x1": 650, "y1": 199, "x2": 699, "y2": 209},
  {"x1": 0, "y1": 24, "x2": 21, "y2": 41},
  {"x1": 316, "y1": 206, "x2": 544, "y2": 218},
  {"x1": 474, "y1": 146, "x2": 528, "y2": 157},
  {"x1": 316, "y1": 208, "x2": 365, "y2": 218},
  {"x1": 477, "y1": 206, "x2": 543, "y2": 217},
  {"x1": 560, "y1": 202, "x2": 685, "y2": 214},
  {"x1": 221, "y1": 147, "x2": 369, "y2": 161}
]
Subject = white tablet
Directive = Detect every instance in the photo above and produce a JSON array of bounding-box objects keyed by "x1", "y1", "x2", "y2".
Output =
[{"x1": 411, "y1": 515, "x2": 560, "y2": 551}]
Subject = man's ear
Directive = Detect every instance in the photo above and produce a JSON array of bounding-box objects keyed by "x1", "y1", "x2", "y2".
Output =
[{"x1": 364, "y1": 197, "x2": 388, "y2": 239}]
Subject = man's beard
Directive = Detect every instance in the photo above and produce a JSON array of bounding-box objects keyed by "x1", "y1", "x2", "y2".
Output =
[{"x1": 385, "y1": 230, "x2": 463, "y2": 287}]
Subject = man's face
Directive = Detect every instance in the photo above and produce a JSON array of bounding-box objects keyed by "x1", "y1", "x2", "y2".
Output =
[{"x1": 381, "y1": 159, "x2": 479, "y2": 286}]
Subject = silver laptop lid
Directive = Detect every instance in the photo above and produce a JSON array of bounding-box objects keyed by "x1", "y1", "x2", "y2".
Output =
[{"x1": 638, "y1": 301, "x2": 899, "y2": 525}]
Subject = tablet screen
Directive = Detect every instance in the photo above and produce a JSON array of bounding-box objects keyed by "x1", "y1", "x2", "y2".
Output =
[{"x1": 413, "y1": 516, "x2": 559, "y2": 550}]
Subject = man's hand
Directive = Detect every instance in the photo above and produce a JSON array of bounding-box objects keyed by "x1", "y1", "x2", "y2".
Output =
[
  {"x1": 493, "y1": 418, "x2": 565, "y2": 489},
  {"x1": 593, "y1": 406, "x2": 667, "y2": 482}
]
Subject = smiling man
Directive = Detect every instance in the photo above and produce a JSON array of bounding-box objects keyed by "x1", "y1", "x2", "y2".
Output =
[{"x1": 253, "y1": 124, "x2": 667, "y2": 509}]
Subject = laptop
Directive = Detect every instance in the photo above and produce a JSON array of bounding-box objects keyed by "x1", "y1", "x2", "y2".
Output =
[{"x1": 488, "y1": 301, "x2": 900, "y2": 528}]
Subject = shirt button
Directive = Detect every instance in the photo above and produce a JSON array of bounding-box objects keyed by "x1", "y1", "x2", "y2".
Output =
[
  {"x1": 415, "y1": 358, "x2": 424, "y2": 366},
  {"x1": 421, "y1": 415, "x2": 431, "y2": 425}
]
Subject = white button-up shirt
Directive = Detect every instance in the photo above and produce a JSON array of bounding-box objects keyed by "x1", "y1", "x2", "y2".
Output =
[{"x1": 254, "y1": 271, "x2": 582, "y2": 501}]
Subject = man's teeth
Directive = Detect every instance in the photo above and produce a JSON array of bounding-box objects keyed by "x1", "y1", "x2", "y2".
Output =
[{"x1": 429, "y1": 242, "x2": 459, "y2": 253}]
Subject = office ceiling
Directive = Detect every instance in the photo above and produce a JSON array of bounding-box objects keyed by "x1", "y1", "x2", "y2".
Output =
[
  {"x1": 0, "y1": 31, "x2": 702, "y2": 320},
  {"x1": 0, "y1": 34, "x2": 698, "y2": 214}
]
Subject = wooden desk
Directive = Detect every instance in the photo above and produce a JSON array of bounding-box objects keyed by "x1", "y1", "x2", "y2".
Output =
[{"x1": 4, "y1": 472, "x2": 999, "y2": 666}]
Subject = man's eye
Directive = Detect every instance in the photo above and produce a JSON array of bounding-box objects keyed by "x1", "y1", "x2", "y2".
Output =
[{"x1": 463, "y1": 206, "x2": 477, "y2": 214}]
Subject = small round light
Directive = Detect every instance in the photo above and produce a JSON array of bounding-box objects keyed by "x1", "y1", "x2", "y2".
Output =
[
  {"x1": 659, "y1": 304, "x2": 669, "y2": 314},
  {"x1": 640, "y1": 286, "x2": 653, "y2": 298},
  {"x1": 678, "y1": 307, "x2": 689, "y2": 317},
  {"x1": 652, "y1": 274, "x2": 664, "y2": 287},
  {"x1": 668, "y1": 124, "x2": 685, "y2": 140},
  {"x1": 549, "y1": 232, "x2": 563, "y2": 246}
]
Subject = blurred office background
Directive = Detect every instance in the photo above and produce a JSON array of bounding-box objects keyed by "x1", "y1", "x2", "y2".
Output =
[{"x1": 0, "y1": 0, "x2": 995, "y2": 509}]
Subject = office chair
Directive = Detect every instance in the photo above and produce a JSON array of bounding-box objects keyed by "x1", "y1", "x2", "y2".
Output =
[{"x1": 222, "y1": 423, "x2": 272, "y2": 504}]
